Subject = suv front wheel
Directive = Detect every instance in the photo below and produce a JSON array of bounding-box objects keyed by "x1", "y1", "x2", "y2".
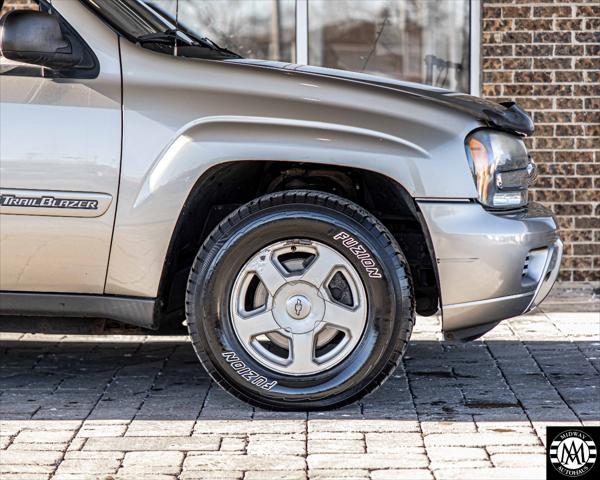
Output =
[{"x1": 186, "y1": 190, "x2": 414, "y2": 410}]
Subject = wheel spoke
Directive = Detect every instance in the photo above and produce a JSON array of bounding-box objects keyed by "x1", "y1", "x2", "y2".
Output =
[
  {"x1": 300, "y1": 247, "x2": 341, "y2": 288},
  {"x1": 231, "y1": 239, "x2": 369, "y2": 375},
  {"x1": 233, "y1": 309, "x2": 281, "y2": 342},
  {"x1": 288, "y1": 331, "x2": 318, "y2": 374},
  {"x1": 248, "y1": 252, "x2": 287, "y2": 296},
  {"x1": 323, "y1": 300, "x2": 366, "y2": 338}
]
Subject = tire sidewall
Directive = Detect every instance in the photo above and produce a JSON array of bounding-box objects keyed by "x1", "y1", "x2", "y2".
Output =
[{"x1": 188, "y1": 203, "x2": 409, "y2": 408}]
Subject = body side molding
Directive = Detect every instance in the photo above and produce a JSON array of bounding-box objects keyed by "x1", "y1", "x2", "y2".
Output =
[{"x1": 0, "y1": 292, "x2": 158, "y2": 329}]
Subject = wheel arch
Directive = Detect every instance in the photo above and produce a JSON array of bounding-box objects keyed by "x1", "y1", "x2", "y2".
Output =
[
  {"x1": 132, "y1": 115, "x2": 431, "y2": 211},
  {"x1": 107, "y1": 115, "x2": 453, "y2": 304},
  {"x1": 155, "y1": 160, "x2": 440, "y2": 329}
]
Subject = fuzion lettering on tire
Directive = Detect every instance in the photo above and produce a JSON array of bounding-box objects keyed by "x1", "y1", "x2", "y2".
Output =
[
  {"x1": 333, "y1": 231, "x2": 382, "y2": 278},
  {"x1": 222, "y1": 352, "x2": 277, "y2": 390}
]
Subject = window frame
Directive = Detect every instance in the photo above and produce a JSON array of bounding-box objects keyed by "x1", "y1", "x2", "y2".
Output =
[{"x1": 469, "y1": 0, "x2": 481, "y2": 96}]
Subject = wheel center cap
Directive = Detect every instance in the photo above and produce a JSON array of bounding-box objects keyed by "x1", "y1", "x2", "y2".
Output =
[
  {"x1": 286, "y1": 295, "x2": 311, "y2": 320},
  {"x1": 272, "y1": 283, "x2": 325, "y2": 334}
]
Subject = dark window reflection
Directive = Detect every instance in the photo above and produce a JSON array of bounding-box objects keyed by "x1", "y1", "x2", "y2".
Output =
[
  {"x1": 151, "y1": 0, "x2": 296, "y2": 62},
  {"x1": 308, "y1": 0, "x2": 470, "y2": 92}
]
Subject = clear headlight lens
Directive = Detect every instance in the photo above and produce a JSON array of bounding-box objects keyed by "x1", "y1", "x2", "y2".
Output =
[{"x1": 465, "y1": 129, "x2": 535, "y2": 209}]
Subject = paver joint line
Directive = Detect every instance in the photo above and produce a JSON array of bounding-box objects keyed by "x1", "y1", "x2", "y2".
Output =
[{"x1": 0, "y1": 311, "x2": 598, "y2": 479}]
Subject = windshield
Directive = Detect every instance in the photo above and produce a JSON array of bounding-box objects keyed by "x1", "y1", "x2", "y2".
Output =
[{"x1": 82, "y1": 0, "x2": 240, "y2": 59}]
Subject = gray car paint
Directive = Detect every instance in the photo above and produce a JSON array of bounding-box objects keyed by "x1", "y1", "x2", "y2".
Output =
[
  {"x1": 0, "y1": 0, "x2": 562, "y2": 334},
  {"x1": 419, "y1": 201, "x2": 562, "y2": 332},
  {"x1": 105, "y1": 38, "x2": 480, "y2": 296},
  {"x1": 231, "y1": 59, "x2": 535, "y2": 135},
  {"x1": 0, "y1": 1, "x2": 121, "y2": 293}
]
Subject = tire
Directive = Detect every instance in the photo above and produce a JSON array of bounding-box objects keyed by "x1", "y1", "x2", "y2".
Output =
[{"x1": 186, "y1": 190, "x2": 414, "y2": 410}]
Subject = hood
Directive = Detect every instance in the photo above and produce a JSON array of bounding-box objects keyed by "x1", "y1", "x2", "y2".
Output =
[{"x1": 226, "y1": 59, "x2": 534, "y2": 136}]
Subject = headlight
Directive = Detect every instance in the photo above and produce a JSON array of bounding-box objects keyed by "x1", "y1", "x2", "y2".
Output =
[{"x1": 465, "y1": 129, "x2": 536, "y2": 209}]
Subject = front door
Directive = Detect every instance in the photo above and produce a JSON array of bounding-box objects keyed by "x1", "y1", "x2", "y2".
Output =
[{"x1": 0, "y1": 1, "x2": 122, "y2": 293}]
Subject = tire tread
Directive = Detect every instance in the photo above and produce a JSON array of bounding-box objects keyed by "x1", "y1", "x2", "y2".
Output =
[{"x1": 186, "y1": 189, "x2": 415, "y2": 410}]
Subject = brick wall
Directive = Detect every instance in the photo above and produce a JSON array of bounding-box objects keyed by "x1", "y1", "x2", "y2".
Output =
[{"x1": 482, "y1": 0, "x2": 599, "y2": 282}]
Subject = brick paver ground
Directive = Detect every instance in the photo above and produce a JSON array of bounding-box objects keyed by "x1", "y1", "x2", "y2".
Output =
[{"x1": 1, "y1": 310, "x2": 598, "y2": 480}]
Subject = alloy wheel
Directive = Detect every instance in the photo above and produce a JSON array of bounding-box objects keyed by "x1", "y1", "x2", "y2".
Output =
[{"x1": 230, "y1": 239, "x2": 367, "y2": 375}]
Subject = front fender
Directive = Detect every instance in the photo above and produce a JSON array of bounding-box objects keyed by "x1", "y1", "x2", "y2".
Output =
[
  {"x1": 105, "y1": 42, "x2": 478, "y2": 297},
  {"x1": 106, "y1": 116, "x2": 437, "y2": 297},
  {"x1": 134, "y1": 115, "x2": 430, "y2": 209}
]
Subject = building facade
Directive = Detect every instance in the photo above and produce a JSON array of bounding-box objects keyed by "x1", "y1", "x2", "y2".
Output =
[
  {"x1": 1, "y1": 0, "x2": 598, "y2": 282},
  {"x1": 481, "y1": 1, "x2": 598, "y2": 282}
]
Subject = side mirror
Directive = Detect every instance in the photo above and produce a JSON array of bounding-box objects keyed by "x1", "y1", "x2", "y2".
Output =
[{"x1": 0, "y1": 10, "x2": 83, "y2": 70}]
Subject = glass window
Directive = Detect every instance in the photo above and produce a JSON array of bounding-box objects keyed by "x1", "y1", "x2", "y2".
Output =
[
  {"x1": 150, "y1": 0, "x2": 297, "y2": 62},
  {"x1": 308, "y1": 0, "x2": 470, "y2": 92},
  {"x1": 2, "y1": 0, "x2": 473, "y2": 91}
]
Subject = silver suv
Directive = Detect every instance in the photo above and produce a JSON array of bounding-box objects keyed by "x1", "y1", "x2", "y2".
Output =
[{"x1": 0, "y1": 0, "x2": 562, "y2": 410}]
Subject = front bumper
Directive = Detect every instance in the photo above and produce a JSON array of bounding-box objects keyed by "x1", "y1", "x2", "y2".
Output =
[{"x1": 418, "y1": 201, "x2": 562, "y2": 340}]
